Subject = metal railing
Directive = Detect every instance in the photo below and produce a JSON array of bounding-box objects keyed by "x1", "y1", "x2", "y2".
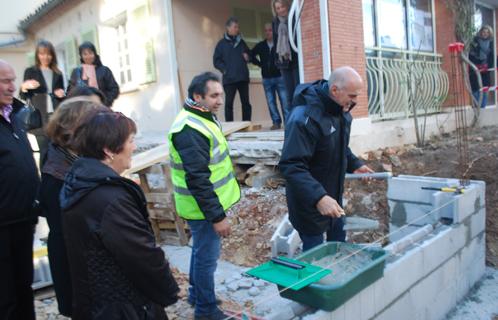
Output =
[{"x1": 365, "y1": 47, "x2": 449, "y2": 120}]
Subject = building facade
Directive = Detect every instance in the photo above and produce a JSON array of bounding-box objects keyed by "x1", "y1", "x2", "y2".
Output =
[{"x1": 5, "y1": 0, "x2": 498, "y2": 139}]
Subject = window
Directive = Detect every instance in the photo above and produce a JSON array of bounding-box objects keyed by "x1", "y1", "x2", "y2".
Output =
[
  {"x1": 363, "y1": 0, "x2": 434, "y2": 52},
  {"x1": 363, "y1": 0, "x2": 376, "y2": 48},
  {"x1": 232, "y1": 5, "x2": 274, "y2": 79},
  {"x1": 116, "y1": 23, "x2": 133, "y2": 86},
  {"x1": 408, "y1": 0, "x2": 433, "y2": 52},
  {"x1": 100, "y1": 1, "x2": 157, "y2": 91}
]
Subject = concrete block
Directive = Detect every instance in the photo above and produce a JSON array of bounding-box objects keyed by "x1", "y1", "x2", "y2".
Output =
[
  {"x1": 375, "y1": 290, "x2": 414, "y2": 320},
  {"x1": 389, "y1": 201, "x2": 437, "y2": 227},
  {"x1": 389, "y1": 224, "x2": 423, "y2": 242},
  {"x1": 267, "y1": 306, "x2": 295, "y2": 320},
  {"x1": 387, "y1": 177, "x2": 434, "y2": 203},
  {"x1": 452, "y1": 187, "x2": 478, "y2": 223},
  {"x1": 421, "y1": 226, "x2": 466, "y2": 275},
  {"x1": 359, "y1": 282, "x2": 376, "y2": 320},
  {"x1": 470, "y1": 208, "x2": 486, "y2": 239},
  {"x1": 270, "y1": 214, "x2": 302, "y2": 258},
  {"x1": 426, "y1": 280, "x2": 457, "y2": 320},
  {"x1": 388, "y1": 246, "x2": 425, "y2": 298},
  {"x1": 345, "y1": 297, "x2": 361, "y2": 320}
]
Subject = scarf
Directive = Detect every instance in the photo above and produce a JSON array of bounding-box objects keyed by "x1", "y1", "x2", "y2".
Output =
[
  {"x1": 477, "y1": 37, "x2": 491, "y2": 62},
  {"x1": 0, "y1": 104, "x2": 13, "y2": 123},
  {"x1": 276, "y1": 16, "x2": 292, "y2": 62},
  {"x1": 185, "y1": 97, "x2": 210, "y2": 113},
  {"x1": 224, "y1": 33, "x2": 242, "y2": 48},
  {"x1": 82, "y1": 64, "x2": 99, "y2": 89}
]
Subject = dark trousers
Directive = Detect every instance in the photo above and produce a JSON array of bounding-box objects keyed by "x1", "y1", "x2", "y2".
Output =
[
  {"x1": 280, "y1": 66, "x2": 300, "y2": 106},
  {"x1": 299, "y1": 217, "x2": 346, "y2": 252},
  {"x1": 40, "y1": 174, "x2": 73, "y2": 317},
  {"x1": 187, "y1": 220, "x2": 221, "y2": 316},
  {"x1": 0, "y1": 222, "x2": 35, "y2": 320},
  {"x1": 223, "y1": 81, "x2": 252, "y2": 122},
  {"x1": 35, "y1": 134, "x2": 49, "y2": 167}
]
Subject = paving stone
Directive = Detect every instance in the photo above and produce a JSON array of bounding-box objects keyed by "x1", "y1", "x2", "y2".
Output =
[
  {"x1": 227, "y1": 282, "x2": 239, "y2": 292},
  {"x1": 248, "y1": 287, "x2": 260, "y2": 296},
  {"x1": 238, "y1": 279, "x2": 253, "y2": 289}
]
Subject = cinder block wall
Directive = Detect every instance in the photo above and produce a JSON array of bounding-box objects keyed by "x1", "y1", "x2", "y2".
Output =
[{"x1": 298, "y1": 177, "x2": 486, "y2": 320}]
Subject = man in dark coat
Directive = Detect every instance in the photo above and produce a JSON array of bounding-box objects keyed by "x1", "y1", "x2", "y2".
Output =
[
  {"x1": 279, "y1": 66, "x2": 373, "y2": 252},
  {"x1": 251, "y1": 23, "x2": 290, "y2": 129},
  {"x1": 213, "y1": 16, "x2": 252, "y2": 121},
  {"x1": 0, "y1": 59, "x2": 40, "y2": 320}
]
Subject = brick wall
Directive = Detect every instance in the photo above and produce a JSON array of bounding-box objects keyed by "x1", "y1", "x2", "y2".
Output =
[
  {"x1": 300, "y1": 0, "x2": 323, "y2": 82},
  {"x1": 328, "y1": 0, "x2": 369, "y2": 118},
  {"x1": 299, "y1": 0, "x2": 369, "y2": 118},
  {"x1": 435, "y1": 0, "x2": 458, "y2": 108}
]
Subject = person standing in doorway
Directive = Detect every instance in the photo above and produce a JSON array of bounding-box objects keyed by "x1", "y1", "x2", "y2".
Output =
[
  {"x1": 252, "y1": 23, "x2": 290, "y2": 129},
  {"x1": 168, "y1": 72, "x2": 240, "y2": 319},
  {"x1": 20, "y1": 40, "x2": 65, "y2": 165},
  {"x1": 213, "y1": 17, "x2": 252, "y2": 121},
  {"x1": 272, "y1": 0, "x2": 300, "y2": 105}
]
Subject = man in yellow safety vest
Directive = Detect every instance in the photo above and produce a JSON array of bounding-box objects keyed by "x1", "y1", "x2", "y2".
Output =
[{"x1": 168, "y1": 72, "x2": 240, "y2": 320}]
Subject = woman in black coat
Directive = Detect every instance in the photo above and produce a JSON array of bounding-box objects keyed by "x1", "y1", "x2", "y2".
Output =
[
  {"x1": 20, "y1": 40, "x2": 65, "y2": 164},
  {"x1": 60, "y1": 110, "x2": 179, "y2": 320},
  {"x1": 40, "y1": 97, "x2": 108, "y2": 317},
  {"x1": 68, "y1": 41, "x2": 120, "y2": 107}
]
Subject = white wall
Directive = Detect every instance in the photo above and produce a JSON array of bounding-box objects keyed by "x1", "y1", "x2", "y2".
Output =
[{"x1": 19, "y1": 0, "x2": 179, "y2": 134}]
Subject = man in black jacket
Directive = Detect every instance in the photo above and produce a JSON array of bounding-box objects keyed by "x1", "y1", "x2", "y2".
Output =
[
  {"x1": 0, "y1": 59, "x2": 40, "y2": 320},
  {"x1": 279, "y1": 66, "x2": 373, "y2": 252},
  {"x1": 213, "y1": 17, "x2": 252, "y2": 121},
  {"x1": 252, "y1": 23, "x2": 290, "y2": 129}
]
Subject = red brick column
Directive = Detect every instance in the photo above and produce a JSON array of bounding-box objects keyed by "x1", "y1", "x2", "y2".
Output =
[
  {"x1": 435, "y1": 1, "x2": 458, "y2": 107},
  {"x1": 328, "y1": 0, "x2": 368, "y2": 117},
  {"x1": 300, "y1": 0, "x2": 370, "y2": 118},
  {"x1": 300, "y1": 0, "x2": 323, "y2": 82}
]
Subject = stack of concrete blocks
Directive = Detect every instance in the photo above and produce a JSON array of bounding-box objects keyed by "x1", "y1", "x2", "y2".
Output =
[
  {"x1": 275, "y1": 175, "x2": 486, "y2": 320},
  {"x1": 270, "y1": 214, "x2": 302, "y2": 258}
]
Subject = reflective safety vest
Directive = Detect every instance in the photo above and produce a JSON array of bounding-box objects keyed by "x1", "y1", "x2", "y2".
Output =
[{"x1": 168, "y1": 109, "x2": 240, "y2": 220}]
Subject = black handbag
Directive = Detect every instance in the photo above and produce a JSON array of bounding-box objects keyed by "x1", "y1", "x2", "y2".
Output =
[{"x1": 15, "y1": 98, "x2": 42, "y2": 131}]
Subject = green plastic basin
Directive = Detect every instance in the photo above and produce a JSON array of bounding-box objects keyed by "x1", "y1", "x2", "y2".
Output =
[{"x1": 278, "y1": 242, "x2": 388, "y2": 311}]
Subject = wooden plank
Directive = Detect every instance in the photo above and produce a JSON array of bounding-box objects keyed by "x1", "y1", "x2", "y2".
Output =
[
  {"x1": 123, "y1": 122, "x2": 251, "y2": 176},
  {"x1": 220, "y1": 121, "x2": 251, "y2": 136}
]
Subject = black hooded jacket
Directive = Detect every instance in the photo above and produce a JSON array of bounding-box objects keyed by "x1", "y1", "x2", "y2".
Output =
[
  {"x1": 60, "y1": 158, "x2": 178, "y2": 320},
  {"x1": 279, "y1": 80, "x2": 363, "y2": 235},
  {"x1": 0, "y1": 98, "x2": 40, "y2": 227}
]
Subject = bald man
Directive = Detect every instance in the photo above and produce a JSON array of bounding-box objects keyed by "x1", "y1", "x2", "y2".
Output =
[
  {"x1": 279, "y1": 66, "x2": 373, "y2": 251},
  {"x1": 0, "y1": 60, "x2": 39, "y2": 320}
]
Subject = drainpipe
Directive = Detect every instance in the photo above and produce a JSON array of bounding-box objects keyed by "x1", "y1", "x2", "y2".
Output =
[
  {"x1": 319, "y1": 0, "x2": 331, "y2": 79},
  {"x1": 288, "y1": 0, "x2": 305, "y2": 83}
]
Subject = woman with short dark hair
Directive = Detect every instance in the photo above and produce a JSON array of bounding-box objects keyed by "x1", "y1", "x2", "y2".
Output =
[
  {"x1": 40, "y1": 97, "x2": 107, "y2": 317},
  {"x1": 60, "y1": 111, "x2": 179, "y2": 320},
  {"x1": 68, "y1": 41, "x2": 120, "y2": 107}
]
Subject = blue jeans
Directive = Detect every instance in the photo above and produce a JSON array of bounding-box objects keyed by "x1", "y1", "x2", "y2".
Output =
[
  {"x1": 262, "y1": 76, "x2": 290, "y2": 124},
  {"x1": 187, "y1": 220, "x2": 221, "y2": 316},
  {"x1": 299, "y1": 217, "x2": 346, "y2": 252},
  {"x1": 472, "y1": 91, "x2": 488, "y2": 108}
]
